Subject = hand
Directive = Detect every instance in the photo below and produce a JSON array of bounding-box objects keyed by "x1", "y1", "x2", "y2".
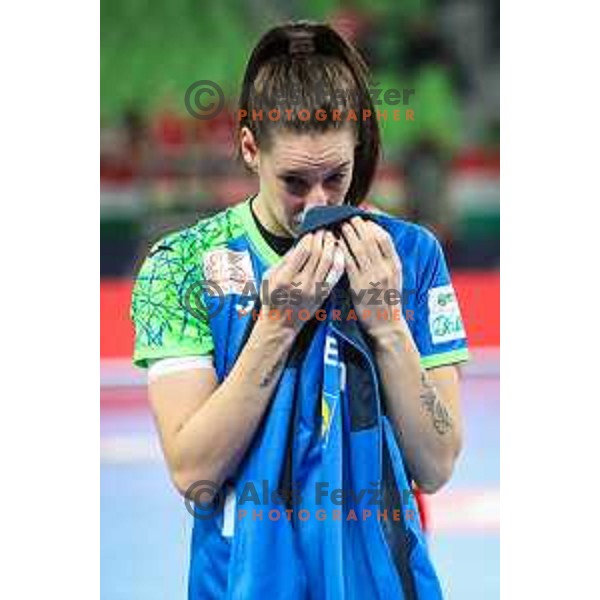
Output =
[
  {"x1": 261, "y1": 229, "x2": 345, "y2": 333},
  {"x1": 339, "y1": 217, "x2": 404, "y2": 337}
]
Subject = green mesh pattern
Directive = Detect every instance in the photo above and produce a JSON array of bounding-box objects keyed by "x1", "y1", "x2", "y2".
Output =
[{"x1": 131, "y1": 204, "x2": 246, "y2": 367}]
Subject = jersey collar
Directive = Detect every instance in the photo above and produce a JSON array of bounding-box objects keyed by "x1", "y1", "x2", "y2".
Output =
[{"x1": 234, "y1": 198, "x2": 284, "y2": 268}]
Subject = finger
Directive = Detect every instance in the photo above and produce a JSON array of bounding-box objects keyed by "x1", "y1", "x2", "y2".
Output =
[
  {"x1": 369, "y1": 222, "x2": 402, "y2": 274},
  {"x1": 348, "y1": 217, "x2": 374, "y2": 244},
  {"x1": 339, "y1": 236, "x2": 359, "y2": 279},
  {"x1": 300, "y1": 228, "x2": 325, "y2": 275},
  {"x1": 349, "y1": 216, "x2": 368, "y2": 239},
  {"x1": 352, "y1": 217, "x2": 383, "y2": 263},
  {"x1": 341, "y1": 221, "x2": 369, "y2": 271},
  {"x1": 278, "y1": 233, "x2": 313, "y2": 279},
  {"x1": 368, "y1": 222, "x2": 395, "y2": 260},
  {"x1": 313, "y1": 231, "x2": 337, "y2": 286}
]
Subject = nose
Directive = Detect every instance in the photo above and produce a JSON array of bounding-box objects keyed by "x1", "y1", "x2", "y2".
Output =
[{"x1": 304, "y1": 184, "x2": 328, "y2": 211}]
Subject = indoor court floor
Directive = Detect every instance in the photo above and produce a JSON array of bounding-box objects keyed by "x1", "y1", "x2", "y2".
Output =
[{"x1": 101, "y1": 362, "x2": 499, "y2": 599}]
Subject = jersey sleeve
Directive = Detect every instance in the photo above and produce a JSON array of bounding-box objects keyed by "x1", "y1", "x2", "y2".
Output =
[
  {"x1": 130, "y1": 234, "x2": 214, "y2": 368},
  {"x1": 412, "y1": 230, "x2": 470, "y2": 369}
]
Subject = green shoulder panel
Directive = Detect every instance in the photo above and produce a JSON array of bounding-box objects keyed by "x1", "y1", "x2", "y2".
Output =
[
  {"x1": 130, "y1": 203, "x2": 246, "y2": 368},
  {"x1": 420, "y1": 348, "x2": 471, "y2": 370}
]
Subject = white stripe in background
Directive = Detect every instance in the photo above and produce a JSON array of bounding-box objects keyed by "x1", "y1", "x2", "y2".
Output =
[
  {"x1": 100, "y1": 348, "x2": 500, "y2": 388},
  {"x1": 101, "y1": 359, "x2": 146, "y2": 387},
  {"x1": 101, "y1": 434, "x2": 163, "y2": 463},
  {"x1": 101, "y1": 434, "x2": 500, "y2": 534},
  {"x1": 428, "y1": 488, "x2": 500, "y2": 533}
]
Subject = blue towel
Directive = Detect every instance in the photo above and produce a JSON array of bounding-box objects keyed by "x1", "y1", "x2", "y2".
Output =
[{"x1": 188, "y1": 207, "x2": 444, "y2": 599}]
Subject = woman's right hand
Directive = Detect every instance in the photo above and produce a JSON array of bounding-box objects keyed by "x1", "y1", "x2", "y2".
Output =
[{"x1": 260, "y1": 229, "x2": 345, "y2": 333}]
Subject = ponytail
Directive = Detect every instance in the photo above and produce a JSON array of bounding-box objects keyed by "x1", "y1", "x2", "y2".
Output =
[{"x1": 237, "y1": 21, "x2": 380, "y2": 206}]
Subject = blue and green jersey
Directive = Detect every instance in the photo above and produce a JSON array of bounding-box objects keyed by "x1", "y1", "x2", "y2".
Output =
[{"x1": 131, "y1": 198, "x2": 469, "y2": 370}]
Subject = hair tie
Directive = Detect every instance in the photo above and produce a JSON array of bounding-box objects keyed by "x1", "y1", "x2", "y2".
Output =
[{"x1": 288, "y1": 31, "x2": 315, "y2": 56}]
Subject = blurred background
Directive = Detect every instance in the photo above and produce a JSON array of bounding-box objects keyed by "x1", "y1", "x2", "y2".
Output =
[{"x1": 100, "y1": 1, "x2": 499, "y2": 598}]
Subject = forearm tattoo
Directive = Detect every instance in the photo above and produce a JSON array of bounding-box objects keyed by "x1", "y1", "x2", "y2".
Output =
[
  {"x1": 420, "y1": 371, "x2": 453, "y2": 435},
  {"x1": 257, "y1": 354, "x2": 287, "y2": 388}
]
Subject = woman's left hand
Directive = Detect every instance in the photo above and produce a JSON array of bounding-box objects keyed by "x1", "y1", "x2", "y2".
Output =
[{"x1": 338, "y1": 217, "x2": 404, "y2": 338}]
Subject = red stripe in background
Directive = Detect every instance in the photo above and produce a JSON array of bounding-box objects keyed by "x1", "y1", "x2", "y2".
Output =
[
  {"x1": 100, "y1": 273, "x2": 499, "y2": 359},
  {"x1": 452, "y1": 271, "x2": 500, "y2": 348},
  {"x1": 101, "y1": 280, "x2": 135, "y2": 359}
]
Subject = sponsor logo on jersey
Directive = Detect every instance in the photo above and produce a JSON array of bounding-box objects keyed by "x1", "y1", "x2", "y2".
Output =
[
  {"x1": 428, "y1": 284, "x2": 466, "y2": 344},
  {"x1": 203, "y1": 249, "x2": 256, "y2": 295}
]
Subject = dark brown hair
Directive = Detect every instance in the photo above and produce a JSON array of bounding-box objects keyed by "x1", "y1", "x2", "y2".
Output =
[{"x1": 238, "y1": 21, "x2": 380, "y2": 206}]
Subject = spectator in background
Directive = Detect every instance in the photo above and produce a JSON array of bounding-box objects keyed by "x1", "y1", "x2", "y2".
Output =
[
  {"x1": 122, "y1": 104, "x2": 147, "y2": 177},
  {"x1": 403, "y1": 16, "x2": 469, "y2": 98},
  {"x1": 403, "y1": 136, "x2": 452, "y2": 243},
  {"x1": 329, "y1": 6, "x2": 372, "y2": 47},
  {"x1": 399, "y1": 16, "x2": 466, "y2": 247},
  {"x1": 148, "y1": 92, "x2": 192, "y2": 203},
  {"x1": 151, "y1": 92, "x2": 188, "y2": 161}
]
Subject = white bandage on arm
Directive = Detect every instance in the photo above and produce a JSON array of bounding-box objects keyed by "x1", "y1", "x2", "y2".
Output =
[{"x1": 147, "y1": 355, "x2": 214, "y2": 382}]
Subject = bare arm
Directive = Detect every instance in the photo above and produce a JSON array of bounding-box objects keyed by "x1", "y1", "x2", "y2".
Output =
[
  {"x1": 371, "y1": 322, "x2": 463, "y2": 493},
  {"x1": 147, "y1": 229, "x2": 341, "y2": 499},
  {"x1": 339, "y1": 216, "x2": 463, "y2": 493},
  {"x1": 149, "y1": 317, "x2": 296, "y2": 499}
]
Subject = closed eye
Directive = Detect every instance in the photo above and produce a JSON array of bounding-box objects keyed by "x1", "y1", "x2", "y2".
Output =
[
  {"x1": 281, "y1": 175, "x2": 310, "y2": 196},
  {"x1": 324, "y1": 172, "x2": 348, "y2": 186},
  {"x1": 283, "y1": 175, "x2": 305, "y2": 187}
]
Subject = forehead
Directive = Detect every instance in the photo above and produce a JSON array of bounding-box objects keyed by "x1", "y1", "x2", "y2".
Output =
[{"x1": 267, "y1": 129, "x2": 355, "y2": 172}]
